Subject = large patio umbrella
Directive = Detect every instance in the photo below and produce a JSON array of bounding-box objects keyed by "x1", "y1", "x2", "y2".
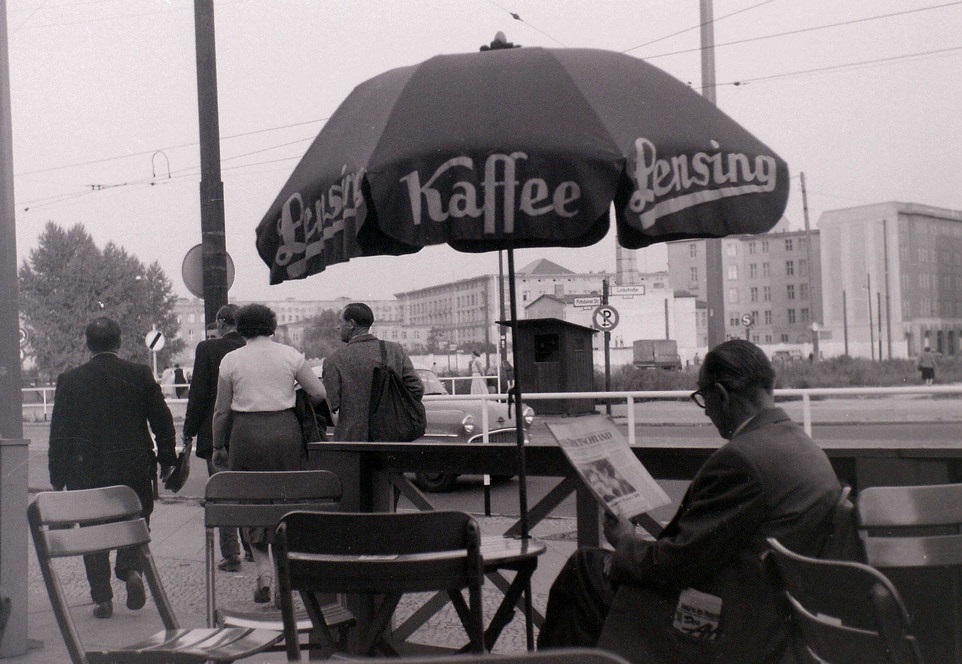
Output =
[{"x1": 255, "y1": 45, "x2": 790, "y2": 539}]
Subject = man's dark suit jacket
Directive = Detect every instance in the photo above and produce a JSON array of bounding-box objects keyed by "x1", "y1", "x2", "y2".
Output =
[
  {"x1": 597, "y1": 407, "x2": 842, "y2": 664},
  {"x1": 183, "y1": 331, "x2": 245, "y2": 458},
  {"x1": 49, "y1": 352, "x2": 176, "y2": 516}
]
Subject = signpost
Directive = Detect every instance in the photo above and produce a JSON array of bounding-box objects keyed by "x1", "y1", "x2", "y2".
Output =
[
  {"x1": 741, "y1": 313, "x2": 754, "y2": 341},
  {"x1": 596, "y1": 281, "x2": 619, "y2": 415},
  {"x1": 145, "y1": 328, "x2": 165, "y2": 379},
  {"x1": 610, "y1": 285, "x2": 646, "y2": 297}
]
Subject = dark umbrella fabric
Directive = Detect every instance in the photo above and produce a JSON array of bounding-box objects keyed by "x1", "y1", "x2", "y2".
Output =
[{"x1": 255, "y1": 47, "x2": 789, "y2": 283}]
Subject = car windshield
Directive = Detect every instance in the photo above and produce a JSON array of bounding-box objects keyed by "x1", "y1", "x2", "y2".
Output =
[{"x1": 416, "y1": 369, "x2": 449, "y2": 395}]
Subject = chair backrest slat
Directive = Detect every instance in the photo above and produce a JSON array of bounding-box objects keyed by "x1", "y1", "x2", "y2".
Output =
[
  {"x1": 29, "y1": 484, "x2": 142, "y2": 526},
  {"x1": 205, "y1": 501, "x2": 338, "y2": 529},
  {"x1": 42, "y1": 519, "x2": 150, "y2": 558},
  {"x1": 858, "y1": 484, "x2": 962, "y2": 529},
  {"x1": 203, "y1": 470, "x2": 342, "y2": 503}
]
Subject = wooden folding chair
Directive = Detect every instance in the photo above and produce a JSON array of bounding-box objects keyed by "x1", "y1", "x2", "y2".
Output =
[
  {"x1": 765, "y1": 537, "x2": 923, "y2": 664},
  {"x1": 203, "y1": 470, "x2": 354, "y2": 654},
  {"x1": 857, "y1": 483, "x2": 962, "y2": 664},
  {"x1": 28, "y1": 485, "x2": 280, "y2": 664},
  {"x1": 274, "y1": 510, "x2": 485, "y2": 661}
]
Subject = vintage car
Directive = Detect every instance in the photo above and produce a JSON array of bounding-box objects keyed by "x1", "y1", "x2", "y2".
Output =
[
  {"x1": 414, "y1": 367, "x2": 534, "y2": 491},
  {"x1": 310, "y1": 363, "x2": 534, "y2": 491}
]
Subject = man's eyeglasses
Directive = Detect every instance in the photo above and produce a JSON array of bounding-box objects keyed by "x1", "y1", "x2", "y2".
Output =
[{"x1": 690, "y1": 383, "x2": 720, "y2": 409}]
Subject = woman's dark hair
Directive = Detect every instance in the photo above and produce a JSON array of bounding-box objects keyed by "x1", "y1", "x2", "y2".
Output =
[
  {"x1": 342, "y1": 302, "x2": 374, "y2": 328},
  {"x1": 701, "y1": 339, "x2": 775, "y2": 395},
  {"x1": 85, "y1": 317, "x2": 122, "y2": 353},
  {"x1": 236, "y1": 304, "x2": 277, "y2": 338}
]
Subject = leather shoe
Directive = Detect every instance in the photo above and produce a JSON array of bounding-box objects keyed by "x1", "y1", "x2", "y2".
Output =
[
  {"x1": 93, "y1": 600, "x2": 113, "y2": 619},
  {"x1": 217, "y1": 556, "x2": 241, "y2": 572},
  {"x1": 125, "y1": 571, "x2": 146, "y2": 610}
]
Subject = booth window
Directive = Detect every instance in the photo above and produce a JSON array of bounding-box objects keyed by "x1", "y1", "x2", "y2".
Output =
[{"x1": 534, "y1": 333, "x2": 561, "y2": 362}]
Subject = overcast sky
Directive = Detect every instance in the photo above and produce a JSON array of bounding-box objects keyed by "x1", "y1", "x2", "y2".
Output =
[{"x1": 8, "y1": 0, "x2": 961, "y2": 303}]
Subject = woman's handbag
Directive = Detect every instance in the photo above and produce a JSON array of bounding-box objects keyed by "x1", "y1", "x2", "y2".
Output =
[{"x1": 294, "y1": 389, "x2": 327, "y2": 444}]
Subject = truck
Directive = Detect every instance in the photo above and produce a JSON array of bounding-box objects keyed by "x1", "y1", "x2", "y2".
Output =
[{"x1": 633, "y1": 339, "x2": 682, "y2": 370}]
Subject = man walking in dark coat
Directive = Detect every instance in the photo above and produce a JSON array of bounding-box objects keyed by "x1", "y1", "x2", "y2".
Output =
[
  {"x1": 323, "y1": 302, "x2": 423, "y2": 442},
  {"x1": 49, "y1": 317, "x2": 177, "y2": 619},
  {"x1": 537, "y1": 340, "x2": 844, "y2": 664},
  {"x1": 183, "y1": 304, "x2": 247, "y2": 571}
]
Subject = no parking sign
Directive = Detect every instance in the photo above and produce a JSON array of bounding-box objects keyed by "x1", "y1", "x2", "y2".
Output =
[{"x1": 592, "y1": 304, "x2": 619, "y2": 332}]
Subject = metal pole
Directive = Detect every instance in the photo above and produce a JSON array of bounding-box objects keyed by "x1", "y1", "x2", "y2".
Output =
[
  {"x1": 877, "y1": 291, "x2": 883, "y2": 362},
  {"x1": 603, "y1": 279, "x2": 611, "y2": 416},
  {"x1": 498, "y1": 252, "x2": 508, "y2": 392},
  {"x1": 194, "y1": 0, "x2": 229, "y2": 327},
  {"x1": 882, "y1": 218, "x2": 893, "y2": 359},
  {"x1": 506, "y1": 247, "x2": 528, "y2": 539},
  {"x1": 867, "y1": 273, "x2": 875, "y2": 361},
  {"x1": 0, "y1": 1, "x2": 28, "y2": 654},
  {"x1": 843, "y1": 290, "x2": 849, "y2": 357},
  {"x1": 800, "y1": 172, "x2": 819, "y2": 360},
  {"x1": 700, "y1": 0, "x2": 724, "y2": 349}
]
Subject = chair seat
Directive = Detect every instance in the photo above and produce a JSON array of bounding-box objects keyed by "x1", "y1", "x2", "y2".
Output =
[
  {"x1": 84, "y1": 627, "x2": 281, "y2": 664},
  {"x1": 217, "y1": 603, "x2": 355, "y2": 633}
]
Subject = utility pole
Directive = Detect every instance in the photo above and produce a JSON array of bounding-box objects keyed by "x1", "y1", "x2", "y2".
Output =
[
  {"x1": 700, "y1": 0, "x2": 724, "y2": 349},
  {"x1": 194, "y1": 0, "x2": 229, "y2": 327},
  {"x1": 0, "y1": 1, "x2": 28, "y2": 655},
  {"x1": 800, "y1": 172, "x2": 819, "y2": 360},
  {"x1": 867, "y1": 273, "x2": 875, "y2": 361}
]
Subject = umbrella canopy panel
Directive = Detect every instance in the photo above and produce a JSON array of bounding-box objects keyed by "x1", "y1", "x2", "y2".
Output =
[{"x1": 256, "y1": 47, "x2": 789, "y2": 284}]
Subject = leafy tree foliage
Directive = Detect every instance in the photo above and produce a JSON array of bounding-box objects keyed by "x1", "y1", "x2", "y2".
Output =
[
  {"x1": 19, "y1": 222, "x2": 184, "y2": 380},
  {"x1": 299, "y1": 309, "x2": 343, "y2": 361}
]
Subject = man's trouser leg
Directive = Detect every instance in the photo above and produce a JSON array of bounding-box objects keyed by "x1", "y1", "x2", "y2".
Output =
[
  {"x1": 83, "y1": 552, "x2": 113, "y2": 604},
  {"x1": 537, "y1": 547, "x2": 614, "y2": 650},
  {"x1": 113, "y1": 513, "x2": 149, "y2": 582},
  {"x1": 206, "y1": 456, "x2": 242, "y2": 559}
]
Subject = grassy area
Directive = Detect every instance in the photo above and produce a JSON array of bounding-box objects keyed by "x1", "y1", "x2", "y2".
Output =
[{"x1": 597, "y1": 355, "x2": 962, "y2": 392}]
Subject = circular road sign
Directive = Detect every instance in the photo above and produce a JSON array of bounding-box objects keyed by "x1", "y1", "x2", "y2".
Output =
[
  {"x1": 592, "y1": 304, "x2": 620, "y2": 331},
  {"x1": 145, "y1": 330, "x2": 166, "y2": 352},
  {"x1": 741, "y1": 313, "x2": 754, "y2": 327},
  {"x1": 181, "y1": 244, "x2": 235, "y2": 299}
]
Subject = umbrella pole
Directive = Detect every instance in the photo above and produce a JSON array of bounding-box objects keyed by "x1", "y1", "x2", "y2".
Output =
[
  {"x1": 505, "y1": 246, "x2": 529, "y2": 540},
  {"x1": 507, "y1": 246, "x2": 536, "y2": 651}
]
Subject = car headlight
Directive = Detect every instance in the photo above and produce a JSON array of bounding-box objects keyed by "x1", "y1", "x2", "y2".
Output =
[
  {"x1": 461, "y1": 414, "x2": 476, "y2": 435},
  {"x1": 523, "y1": 406, "x2": 535, "y2": 426}
]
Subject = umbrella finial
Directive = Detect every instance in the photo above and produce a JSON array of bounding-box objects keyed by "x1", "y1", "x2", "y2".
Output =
[{"x1": 480, "y1": 32, "x2": 520, "y2": 51}]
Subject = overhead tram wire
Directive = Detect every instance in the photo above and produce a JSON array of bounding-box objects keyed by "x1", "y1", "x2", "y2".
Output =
[
  {"x1": 623, "y1": 0, "x2": 779, "y2": 53},
  {"x1": 635, "y1": 1, "x2": 962, "y2": 61}
]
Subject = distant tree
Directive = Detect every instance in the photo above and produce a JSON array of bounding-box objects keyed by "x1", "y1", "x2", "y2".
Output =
[
  {"x1": 425, "y1": 327, "x2": 446, "y2": 354},
  {"x1": 300, "y1": 309, "x2": 343, "y2": 360},
  {"x1": 19, "y1": 222, "x2": 184, "y2": 380}
]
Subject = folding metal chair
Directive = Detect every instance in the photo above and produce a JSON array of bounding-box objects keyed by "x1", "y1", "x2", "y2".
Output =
[
  {"x1": 274, "y1": 510, "x2": 485, "y2": 660},
  {"x1": 28, "y1": 485, "x2": 280, "y2": 664},
  {"x1": 203, "y1": 470, "x2": 354, "y2": 655},
  {"x1": 765, "y1": 536, "x2": 923, "y2": 664}
]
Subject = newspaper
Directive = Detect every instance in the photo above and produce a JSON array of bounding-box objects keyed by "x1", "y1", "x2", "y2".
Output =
[{"x1": 545, "y1": 415, "x2": 670, "y2": 520}]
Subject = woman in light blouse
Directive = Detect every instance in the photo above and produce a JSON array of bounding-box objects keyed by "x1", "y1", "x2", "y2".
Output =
[{"x1": 212, "y1": 303, "x2": 326, "y2": 603}]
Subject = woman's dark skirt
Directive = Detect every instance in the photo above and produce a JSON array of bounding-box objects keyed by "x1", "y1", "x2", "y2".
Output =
[{"x1": 228, "y1": 409, "x2": 305, "y2": 544}]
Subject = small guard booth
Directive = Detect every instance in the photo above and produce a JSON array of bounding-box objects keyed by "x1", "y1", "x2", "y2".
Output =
[{"x1": 507, "y1": 317, "x2": 596, "y2": 415}]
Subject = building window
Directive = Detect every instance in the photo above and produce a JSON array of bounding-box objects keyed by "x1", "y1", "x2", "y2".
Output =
[
  {"x1": 764, "y1": 310, "x2": 772, "y2": 325},
  {"x1": 727, "y1": 265, "x2": 738, "y2": 280},
  {"x1": 749, "y1": 263, "x2": 757, "y2": 279},
  {"x1": 762, "y1": 240, "x2": 770, "y2": 253},
  {"x1": 728, "y1": 288, "x2": 740, "y2": 304},
  {"x1": 799, "y1": 259, "x2": 808, "y2": 277},
  {"x1": 787, "y1": 284, "x2": 795, "y2": 299},
  {"x1": 763, "y1": 286, "x2": 771, "y2": 302},
  {"x1": 689, "y1": 243, "x2": 697, "y2": 258},
  {"x1": 781, "y1": 334, "x2": 789, "y2": 343},
  {"x1": 785, "y1": 238, "x2": 794, "y2": 252},
  {"x1": 763, "y1": 263, "x2": 770, "y2": 277},
  {"x1": 788, "y1": 309, "x2": 796, "y2": 323},
  {"x1": 729, "y1": 315, "x2": 741, "y2": 328},
  {"x1": 750, "y1": 287, "x2": 759, "y2": 302},
  {"x1": 801, "y1": 308, "x2": 810, "y2": 322},
  {"x1": 689, "y1": 267, "x2": 698, "y2": 283},
  {"x1": 800, "y1": 283, "x2": 809, "y2": 300},
  {"x1": 726, "y1": 242, "x2": 738, "y2": 257},
  {"x1": 786, "y1": 260, "x2": 794, "y2": 276},
  {"x1": 748, "y1": 241, "x2": 756, "y2": 255}
]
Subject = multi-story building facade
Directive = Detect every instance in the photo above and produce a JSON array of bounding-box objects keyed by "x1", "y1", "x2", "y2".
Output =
[
  {"x1": 818, "y1": 202, "x2": 962, "y2": 359},
  {"x1": 666, "y1": 223, "x2": 823, "y2": 349}
]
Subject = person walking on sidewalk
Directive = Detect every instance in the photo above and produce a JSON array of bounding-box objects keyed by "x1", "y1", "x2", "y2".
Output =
[
  {"x1": 917, "y1": 344, "x2": 938, "y2": 386},
  {"x1": 469, "y1": 350, "x2": 487, "y2": 395},
  {"x1": 49, "y1": 317, "x2": 177, "y2": 620},
  {"x1": 323, "y1": 302, "x2": 423, "y2": 442},
  {"x1": 183, "y1": 304, "x2": 249, "y2": 571}
]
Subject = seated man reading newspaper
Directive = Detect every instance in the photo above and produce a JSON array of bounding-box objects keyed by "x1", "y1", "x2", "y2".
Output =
[{"x1": 537, "y1": 340, "x2": 843, "y2": 664}]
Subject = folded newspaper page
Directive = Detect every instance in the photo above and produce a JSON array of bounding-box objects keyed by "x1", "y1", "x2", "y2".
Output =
[{"x1": 546, "y1": 415, "x2": 670, "y2": 520}]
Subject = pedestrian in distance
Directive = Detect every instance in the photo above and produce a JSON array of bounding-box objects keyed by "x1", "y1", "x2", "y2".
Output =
[
  {"x1": 322, "y1": 302, "x2": 423, "y2": 442},
  {"x1": 537, "y1": 339, "x2": 847, "y2": 664},
  {"x1": 182, "y1": 303, "x2": 249, "y2": 571},
  {"x1": 917, "y1": 344, "x2": 938, "y2": 386},
  {"x1": 469, "y1": 349, "x2": 487, "y2": 395},
  {"x1": 48, "y1": 317, "x2": 177, "y2": 620},
  {"x1": 173, "y1": 363, "x2": 188, "y2": 398},
  {"x1": 211, "y1": 303, "x2": 327, "y2": 604}
]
